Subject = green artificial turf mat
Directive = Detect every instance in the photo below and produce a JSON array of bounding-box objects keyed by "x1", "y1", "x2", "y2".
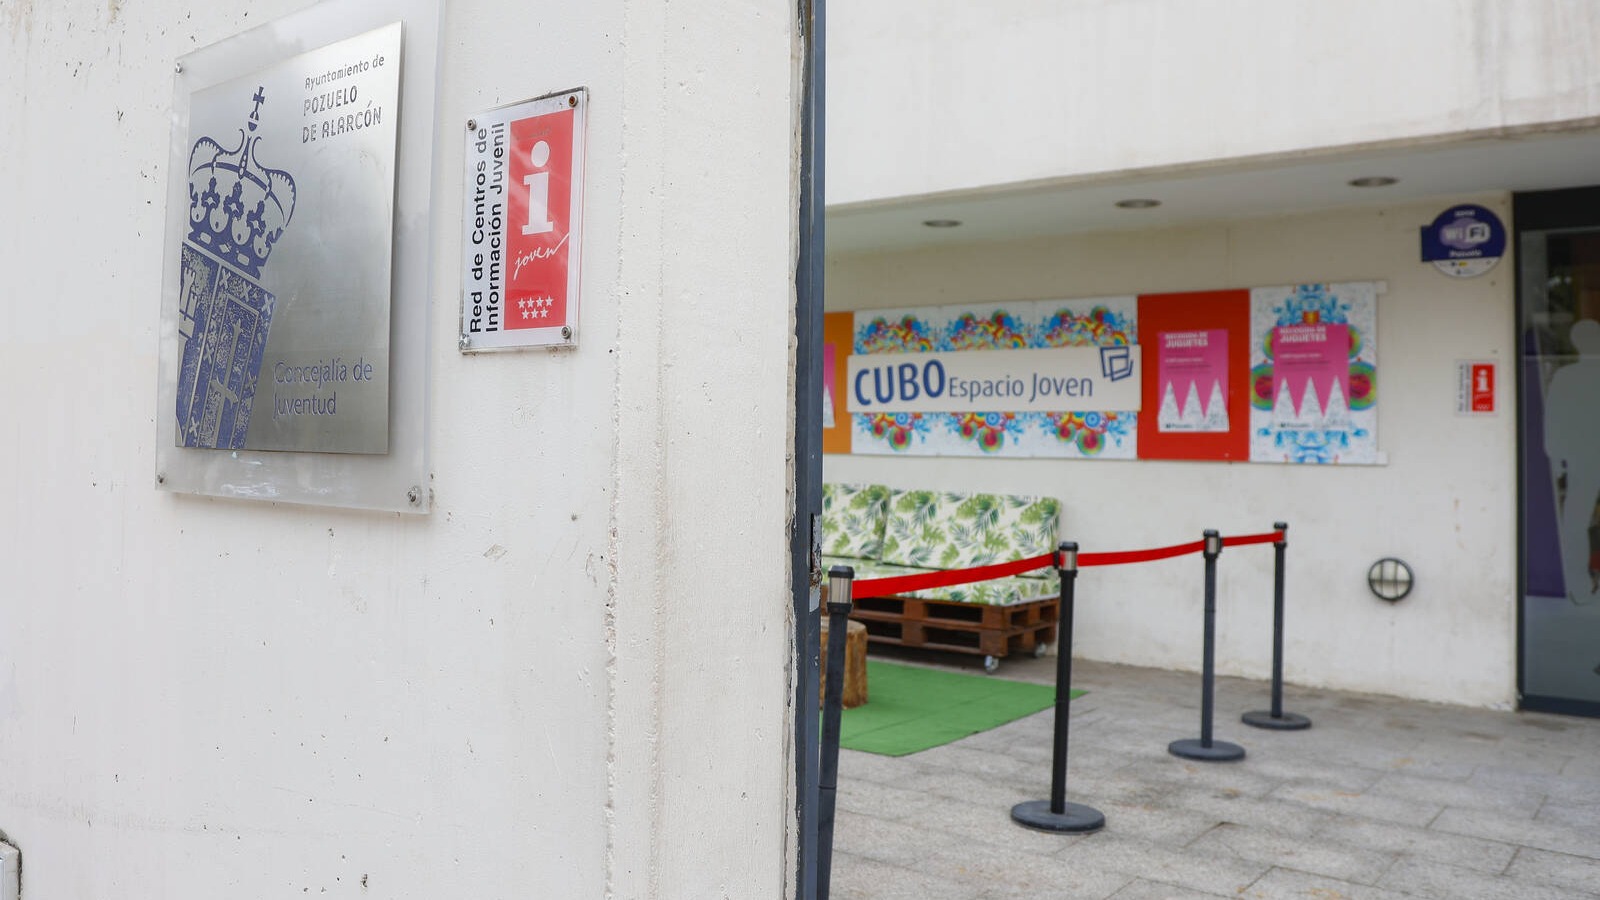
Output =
[{"x1": 837, "y1": 660, "x2": 1084, "y2": 757}]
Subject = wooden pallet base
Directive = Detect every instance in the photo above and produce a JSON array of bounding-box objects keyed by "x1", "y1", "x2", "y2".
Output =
[{"x1": 849, "y1": 593, "x2": 1058, "y2": 663}]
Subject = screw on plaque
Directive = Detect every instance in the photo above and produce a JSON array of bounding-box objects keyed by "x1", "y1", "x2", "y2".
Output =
[
  {"x1": 568, "y1": 95, "x2": 578, "y2": 108},
  {"x1": 156, "y1": 473, "x2": 166, "y2": 484},
  {"x1": 466, "y1": 118, "x2": 477, "y2": 131},
  {"x1": 174, "y1": 62, "x2": 183, "y2": 74},
  {"x1": 407, "y1": 486, "x2": 421, "y2": 506},
  {"x1": 561, "y1": 325, "x2": 573, "y2": 340},
  {"x1": 459, "y1": 334, "x2": 472, "y2": 350}
]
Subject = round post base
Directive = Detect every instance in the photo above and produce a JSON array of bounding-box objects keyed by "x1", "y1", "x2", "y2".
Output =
[
  {"x1": 1168, "y1": 738, "x2": 1245, "y2": 762},
  {"x1": 1010, "y1": 799, "x2": 1106, "y2": 834},
  {"x1": 1242, "y1": 710, "x2": 1311, "y2": 731}
]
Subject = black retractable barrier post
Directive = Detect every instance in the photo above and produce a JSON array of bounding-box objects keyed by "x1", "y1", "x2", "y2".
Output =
[
  {"x1": 1011, "y1": 543, "x2": 1105, "y2": 834},
  {"x1": 1170, "y1": 530, "x2": 1246, "y2": 762},
  {"x1": 1244, "y1": 522, "x2": 1311, "y2": 730},
  {"x1": 818, "y1": 566, "x2": 853, "y2": 900}
]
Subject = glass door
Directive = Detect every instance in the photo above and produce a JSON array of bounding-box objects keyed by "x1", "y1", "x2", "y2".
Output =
[{"x1": 1519, "y1": 188, "x2": 1600, "y2": 716}]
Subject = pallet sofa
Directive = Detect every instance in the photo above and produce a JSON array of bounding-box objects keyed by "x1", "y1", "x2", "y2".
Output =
[{"x1": 820, "y1": 483, "x2": 1062, "y2": 673}]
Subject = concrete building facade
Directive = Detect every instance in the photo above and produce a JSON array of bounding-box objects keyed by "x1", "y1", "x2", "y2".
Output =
[
  {"x1": 5, "y1": 0, "x2": 1600, "y2": 897},
  {"x1": 1, "y1": 0, "x2": 805, "y2": 896},
  {"x1": 826, "y1": 0, "x2": 1600, "y2": 715}
]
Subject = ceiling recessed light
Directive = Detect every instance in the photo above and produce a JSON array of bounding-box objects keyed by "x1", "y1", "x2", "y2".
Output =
[
  {"x1": 1114, "y1": 198, "x2": 1161, "y2": 209},
  {"x1": 1348, "y1": 176, "x2": 1398, "y2": 188},
  {"x1": 922, "y1": 219, "x2": 962, "y2": 228}
]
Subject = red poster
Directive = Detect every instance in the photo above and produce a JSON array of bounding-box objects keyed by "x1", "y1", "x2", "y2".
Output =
[
  {"x1": 507, "y1": 107, "x2": 576, "y2": 331},
  {"x1": 1137, "y1": 291, "x2": 1251, "y2": 461}
]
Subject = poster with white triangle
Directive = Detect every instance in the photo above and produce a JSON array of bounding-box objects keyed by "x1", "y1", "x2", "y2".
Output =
[
  {"x1": 1157, "y1": 329, "x2": 1229, "y2": 433},
  {"x1": 1249, "y1": 282, "x2": 1380, "y2": 464}
]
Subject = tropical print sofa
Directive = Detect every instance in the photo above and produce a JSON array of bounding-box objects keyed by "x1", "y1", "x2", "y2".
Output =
[{"x1": 820, "y1": 483, "x2": 1061, "y2": 605}]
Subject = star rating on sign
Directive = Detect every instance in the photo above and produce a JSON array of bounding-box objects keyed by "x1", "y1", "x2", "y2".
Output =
[{"x1": 516, "y1": 296, "x2": 557, "y2": 320}]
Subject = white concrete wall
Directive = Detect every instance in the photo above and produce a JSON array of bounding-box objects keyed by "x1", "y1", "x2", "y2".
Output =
[
  {"x1": 0, "y1": 1, "x2": 799, "y2": 898},
  {"x1": 826, "y1": 194, "x2": 1518, "y2": 708},
  {"x1": 828, "y1": 0, "x2": 1600, "y2": 205}
]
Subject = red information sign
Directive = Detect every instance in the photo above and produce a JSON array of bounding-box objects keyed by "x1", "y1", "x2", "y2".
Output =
[
  {"x1": 1457, "y1": 360, "x2": 1496, "y2": 415},
  {"x1": 461, "y1": 90, "x2": 587, "y2": 351},
  {"x1": 507, "y1": 108, "x2": 574, "y2": 331},
  {"x1": 1470, "y1": 362, "x2": 1495, "y2": 413}
]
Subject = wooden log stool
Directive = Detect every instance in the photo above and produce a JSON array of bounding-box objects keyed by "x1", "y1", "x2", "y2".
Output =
[{"x1": 819, "y1": 619, "x2": 869, "y2": 709}]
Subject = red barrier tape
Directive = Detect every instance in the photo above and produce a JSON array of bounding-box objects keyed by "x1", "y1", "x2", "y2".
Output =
[
  {"x1": 1222, "y1": 531, "x2": 1285, "y2": 548},
  {"x1": 1080, "y1": 539, "x2": 1206, "y2": 567},
  {"x1": 852, "y1": 552, "x2": 1054, "y2": 600},
  {"x1": 846, "y1": 530, "x2": 1285, "y2": 599}
]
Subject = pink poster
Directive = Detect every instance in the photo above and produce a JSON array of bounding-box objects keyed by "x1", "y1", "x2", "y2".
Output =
[
  {"x1": 1157, "y1": 329, "x2": 1229, "y2": 432},
  {"x1": 1271, "y1": 323, "x2": 1349, "y2": 419}
]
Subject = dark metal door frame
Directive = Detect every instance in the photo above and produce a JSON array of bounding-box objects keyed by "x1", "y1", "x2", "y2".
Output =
[{"x1": 793, "y1": 0, "x2": 826, "y2": 895}]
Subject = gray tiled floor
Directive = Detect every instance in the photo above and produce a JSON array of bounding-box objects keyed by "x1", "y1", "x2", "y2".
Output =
[{"x1": 829, "y1": 653, "x2": 1600, "y2": 899}]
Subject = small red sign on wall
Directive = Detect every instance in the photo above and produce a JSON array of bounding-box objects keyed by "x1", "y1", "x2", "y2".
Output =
[
  {"x1": 506, "y1": 107, "x2": 575, "y2": 332},
  {"x1": 460, "y1": 89, "x2": 588, "y2": 351},
  {"x1": 1458, "y1": 360, "x2": 1496, "y2": 415}
]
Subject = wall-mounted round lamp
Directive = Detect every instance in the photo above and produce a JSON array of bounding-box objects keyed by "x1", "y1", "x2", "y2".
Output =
[
  {"x1": 922, "y1": 219, "x2": 962, "y2": 228},
  {"x1": 1347, "y1": 176, "x2": 1398, "y2": 188},
  {"x1": 1367, "y1": 557, "x2": 1414, "y2": 602},
  {"x1": 1114, "y1": 198, "x2": 1161, "y2": 209}
]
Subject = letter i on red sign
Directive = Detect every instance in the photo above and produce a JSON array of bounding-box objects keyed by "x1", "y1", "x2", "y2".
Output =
[
  {"x1": 507, "y1": 108, "x2": 574, "y2": 330},
  {"x1": 1471, "y1": 363, "x2": 1495, "y2": 412}
]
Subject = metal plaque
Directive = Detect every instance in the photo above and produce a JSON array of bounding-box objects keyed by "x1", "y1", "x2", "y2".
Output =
[
  {"x1": 156, "y1": 0, "x2": 441, "y2": 514},
  {"x1": 175, "y1": 23, "x2": 402, "y2": 453},
  {"x1": 460, "y1": 90, "x2": 588, "y2": 352}
]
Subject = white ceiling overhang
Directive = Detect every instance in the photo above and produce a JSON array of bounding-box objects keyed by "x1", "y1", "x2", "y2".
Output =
[{"x1": 827, "y1": 124, "x2": 1600, "y2": 256}]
